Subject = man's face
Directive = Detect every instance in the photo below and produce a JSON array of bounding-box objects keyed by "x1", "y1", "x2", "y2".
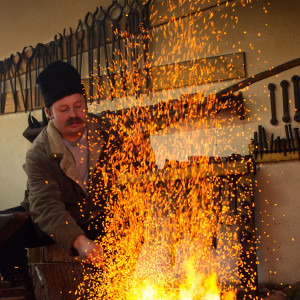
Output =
[{"x1": 45, "y1": 93, "x2": 88, "y2": 141}]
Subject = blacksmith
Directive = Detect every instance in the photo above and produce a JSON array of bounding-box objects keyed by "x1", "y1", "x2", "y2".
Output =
[{"x1": 0, "y1": 61, "x2": 155, "y2": 299}]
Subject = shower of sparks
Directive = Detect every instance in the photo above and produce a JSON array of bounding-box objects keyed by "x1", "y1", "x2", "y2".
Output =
[{"x1": 76, "y1": 0, "x2": 262, "y2": 299}]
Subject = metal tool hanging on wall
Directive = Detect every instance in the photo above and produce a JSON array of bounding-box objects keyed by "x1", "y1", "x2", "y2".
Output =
[
  {"x1": 10, "y1": 53, "x2": 25, "y2": 111},
  {"x1": 140, "y1": 0, "x2": 151, "y2": 95},
  {"x1": 269, "y1": 75, "x2": 300, "y2": 125},
  {"x1": 22, "y1": 46, "x2": 35, "y2": 112},
  {"x1": 123, "y1": 0, "x2": 132, "y2": 89},
  {"x1": 268, "y1": 83, "x2": 277, "y2": 125},
  {"x1": 37, "y1": 43, "x2": 48, "y2": 69},
  {"x1": 292, "y1": 75, "x2": 300, "y2": 122},
  {"x1": 34, "y1": 44, "x2": 41, "y2": 107},
  {"x1": 75, "y1": 20, "x2": 84, "y2": 77},
  {"x1": 5, "y1": 58, "x2": 18, "y2": 112},
  {"x1": 48, "y1": 41, "x2": 56, "y2": 64},
  {"x1": 93, "y1": 7, "x2": 107, "y2": 79},
  {"x1": 281, "y1": 80, "x2": 290, "y2": 123},
  {"x1": 131, "y1": 0, "x2": 142, "y2": 98},
  {"x1": 63, "y1": 28, "x2": 73, "y2": 65},
  {"x1": 54, "y1": 33, "x2": 64, "y2": 62},
  {"x1": 108, "y1": 1, "x2": 125, "y2": 96},
  {"x1": 93, "y1": 6, "x2": 111, "y2": 101},
  {"x1": 84, "y1": 10, "x2": 97, "y2": 102},
  {"x1": 164, "y1": 154, "x2": 254, "y2": 251}
]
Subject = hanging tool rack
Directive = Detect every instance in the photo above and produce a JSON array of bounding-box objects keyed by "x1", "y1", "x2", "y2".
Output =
[
  {"x1": 0, "y1": 0, "x2": 153, "y2": 113},
  {"x1": 0, "y1": 0, "x2": 248, "y2": 115}
]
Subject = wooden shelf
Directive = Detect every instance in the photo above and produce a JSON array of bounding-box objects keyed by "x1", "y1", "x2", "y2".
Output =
[{"x1": 248, "y1": 140, "x2": 299, "y2": 164}]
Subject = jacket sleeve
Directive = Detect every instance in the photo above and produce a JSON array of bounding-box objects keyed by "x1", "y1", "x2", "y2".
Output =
[{"x1": 23, "y1": 144, "x2": 85, "y2": 255}]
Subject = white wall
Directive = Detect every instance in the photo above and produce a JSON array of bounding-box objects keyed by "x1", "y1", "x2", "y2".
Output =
[
  {"x1": 0, "y1": 112, "x2": 31, "y2": 208},
  {"x1": 0, "y1": 0, "x2": 299, "y2": 285}
]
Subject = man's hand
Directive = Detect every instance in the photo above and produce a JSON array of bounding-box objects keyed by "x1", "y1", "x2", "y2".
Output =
[{"x1": 73, "y1": 235, "x2": 105, "y2": 269}]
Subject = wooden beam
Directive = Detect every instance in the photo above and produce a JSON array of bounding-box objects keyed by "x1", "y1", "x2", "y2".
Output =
[
  {"x1": 81, "y1": 52, "x2": 245, "y2": 100},
  {"x1": 149, "y1": 52, "x2": 245, "y2": 91},
  {"x1": 117, "y1": 156, "x2": 252, "y2": 185},
  {"x1": 2, "y1": 52, "x2": 245, "y2": 113}
]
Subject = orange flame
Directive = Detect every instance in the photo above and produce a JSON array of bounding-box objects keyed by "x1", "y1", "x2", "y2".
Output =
[{"x1": 126, "y1": 259, "x2": 236, "y2": 300}]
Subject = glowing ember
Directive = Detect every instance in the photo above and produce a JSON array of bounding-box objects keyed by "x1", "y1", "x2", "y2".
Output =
[
  {"x1": 126, "y1": 272, "x2": 235, "y2": 300},
  {"x1": 126, "y1": 260, "x2": 236, "y2": 300},
  {"x1": 76, "y1": 155, "x2": 246, "y2": 299},
  {"x1": 76, "y1": 0, "x2": 260, "y2": 299}
]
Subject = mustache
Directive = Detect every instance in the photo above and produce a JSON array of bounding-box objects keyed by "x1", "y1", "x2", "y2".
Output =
[{"x1": 64, "y1": 117, "x2": 84, "y2": 126}]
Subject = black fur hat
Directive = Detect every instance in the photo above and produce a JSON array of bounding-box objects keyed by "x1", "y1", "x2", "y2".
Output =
[{"x1": 36, "y1": 61, "x2": 85, "y2": 107}]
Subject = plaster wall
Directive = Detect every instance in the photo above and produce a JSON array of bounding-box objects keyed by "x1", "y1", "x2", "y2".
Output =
[{"x1": 0, "y1": 0, "x2": 299, "y2": 285}]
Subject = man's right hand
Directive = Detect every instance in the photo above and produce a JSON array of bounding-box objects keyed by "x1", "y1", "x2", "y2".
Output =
[{"x1": 72, "y1": 234, "x2": 105, "y2": 269}]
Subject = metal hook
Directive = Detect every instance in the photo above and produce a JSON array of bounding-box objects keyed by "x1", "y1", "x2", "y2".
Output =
[
  {"x1": 63, "y1": 28, "x2": 73, "y2": 64},
  {"x1": 107, "y1": 0, "x2": 123, "y2": 24},
  {"x1": 93, "y1": 5, "x2": 107, "y2": 23},
  {"x1": 84, "y1": 8, "x2": 98, "y2": 31},
  {"x1": 63, "y1": 27, "x2": 73, "y2": 38},
  {"x1": 75, "y1": 19, "x2": 84, "y2": 40}
]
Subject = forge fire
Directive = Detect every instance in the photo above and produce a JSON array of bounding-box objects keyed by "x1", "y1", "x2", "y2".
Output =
[{"x1": 73, "y1": 0, "x2": 262, "y2": 299}]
